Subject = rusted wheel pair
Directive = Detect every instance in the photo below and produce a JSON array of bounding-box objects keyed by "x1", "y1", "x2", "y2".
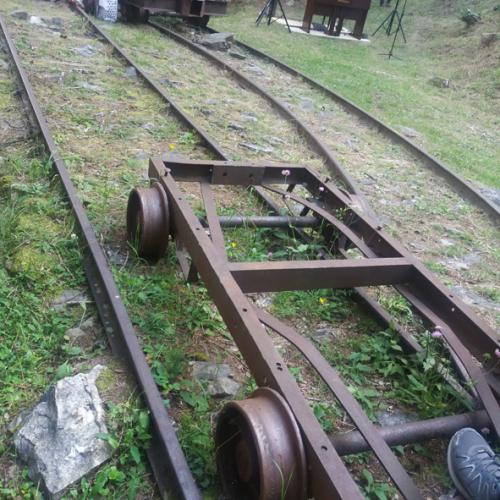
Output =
[
  {"x1": 127, "y1": 183, "x2": 170, "y2": 260},
  {"x1": 216, "y1": 388, "x2": 307, "y2": 500}
]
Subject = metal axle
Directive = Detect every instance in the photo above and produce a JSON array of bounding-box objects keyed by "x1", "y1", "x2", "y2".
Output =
[
  {"x1": 330, "y1": 410, "x2": 490, "y2": 456},
  {"x1": 202, "y1": 215, "x2": 320, "y2": 228}
]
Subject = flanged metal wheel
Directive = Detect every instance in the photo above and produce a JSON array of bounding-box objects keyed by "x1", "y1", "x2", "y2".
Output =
[
  {"x1": 215, "y1": 387, "x2": 307, "y2": 500},
  {"x1": 127, "y1": 182, "x2": 170, "y2": 260}
]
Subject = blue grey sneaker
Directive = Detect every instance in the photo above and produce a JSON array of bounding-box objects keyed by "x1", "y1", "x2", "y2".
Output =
[{"x1": 447, "y1": 428, "x2": 500, "y2": 500}]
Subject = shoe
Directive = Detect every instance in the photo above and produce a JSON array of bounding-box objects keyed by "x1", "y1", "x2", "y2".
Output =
[{"x1": 447, "y1": 428, "x2": 500, "y2": 500}]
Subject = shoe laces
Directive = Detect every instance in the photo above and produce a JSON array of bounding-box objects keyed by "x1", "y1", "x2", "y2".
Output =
[{"x1": 459, "y1": 448, "x2": 500, "y2": 494}]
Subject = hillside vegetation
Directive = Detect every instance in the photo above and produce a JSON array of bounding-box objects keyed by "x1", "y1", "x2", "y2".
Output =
[{"x1": 213, "y1": 0, "x2": 500, "y2": 188}]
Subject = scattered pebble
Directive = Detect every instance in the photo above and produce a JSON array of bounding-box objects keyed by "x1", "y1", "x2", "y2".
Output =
[
  {"x1": 428, "y1": 76, "x2": 450, "y2": 88},
  {"x1": 124, "y1": 66, "x2": 138, "y2": 78},
  {"x1": 10, "y1": 11, "x2": 29, "y2": 20},
  {"x1": 29, "y1": 16, "x2": 44, "y2": 26},
  {"x1": 241, "y1": 112, "x2": 258, "y2": 123},
  {"x1": 299, "y1": 96, "x2": 315, "y2": 112},
  {"x1": 399, "y1": 126, "x2": 422, "y2": 140},
  {"x1": 72, "y1": 45, "x2": 96, "y2": 57},
  {"x1": 244, "y1": 64, "x2": 265, "y2": 76},
  {"x1": 51, "y1": 289, "x2": 90, "y2": 310},
  {"x1": 375, "y1": 409, "x2": 417, "y2": 427},
  {"x1": 228, "y1": 50, "x2": 246, "y2": 60},
  {"x1": 191, "y1": 362, "x2": 241, "y2": 398},
  {"x1": 240, "y1": 142, "x2": 274, "y2": 154},
  {"x1": 197, "y1": 32, "x2": 233, "y2": 51}
]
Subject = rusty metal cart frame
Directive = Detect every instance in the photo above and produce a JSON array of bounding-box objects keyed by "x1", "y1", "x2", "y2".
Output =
[{"x1": 128, "y1": 156, "x2": 500, "y2": 499}]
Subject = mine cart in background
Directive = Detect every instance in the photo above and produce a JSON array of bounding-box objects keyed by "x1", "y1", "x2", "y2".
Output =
[
  {"x1": 120, "y1": 0, "x2": 229, "y2": 24},
  {"x1": 302, "y1": 0, "x2": 371, "y2": 39}
]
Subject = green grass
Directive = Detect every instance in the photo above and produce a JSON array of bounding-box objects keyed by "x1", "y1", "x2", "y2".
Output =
[{"x1": 213, "y1": 0, "x2": 500, "y2": 188}]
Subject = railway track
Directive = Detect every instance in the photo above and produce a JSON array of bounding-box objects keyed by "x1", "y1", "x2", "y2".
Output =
[
  {"x1": 0, "y1": 12, "x2": 199, "y2": 500},
  {"x1": 93, "y1": 14, "x2": 500, "y2": 331},
  {"x1": 1, "y1": 2, "x2": 499, "y2": 498}
]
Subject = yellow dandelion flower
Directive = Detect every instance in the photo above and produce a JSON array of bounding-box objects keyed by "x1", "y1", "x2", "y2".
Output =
[
  {"x1": 168, "y1": 143, "x2": 176, "y2": 150},
  {"x1": 319, "y1": 297, "x2": 327, "y2": 305},
  {"x1": 230, "y1": 241, "x2": 237, "y2": 248}
]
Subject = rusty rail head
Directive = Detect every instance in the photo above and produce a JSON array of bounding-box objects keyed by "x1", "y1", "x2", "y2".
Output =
[{"x1": 0, "y1": 14, "x2": 200, "y2": 500}]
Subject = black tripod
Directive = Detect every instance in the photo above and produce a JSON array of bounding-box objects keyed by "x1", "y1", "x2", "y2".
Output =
[
  {"x1": 372, "y1": 0, "x2": 407, "y2": 42},
  {"x1": 256, "y1": 0, "x2": 291, "y2": 33},
  {"x1": 373, "y1": 0, "x2": 408, "y2": 58}
]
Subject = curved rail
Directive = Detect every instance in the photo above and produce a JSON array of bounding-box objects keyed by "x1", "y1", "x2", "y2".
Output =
[
  {"x1": 147, "y1": 19, "x2": 376, "y2": 218},
  {"x1": 0, "y1": 14, "x2": 200, "y2": 500},
  {"x1": 205, "y1": 26, "x2": 500, "y2": 224}
]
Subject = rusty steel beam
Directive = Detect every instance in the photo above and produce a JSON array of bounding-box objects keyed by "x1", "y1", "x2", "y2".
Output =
[
  {"x1": 140, "y1": 156, "x2": 499, "y2": 498},
  {"x1": 155, "y1": 158, "x2": 500, "y2": 435},
  {"x1": 228, "y1": 258, "x2": 413, "y2": 293},
  {"x1": 0, "y1": 14, "x2": 200, "y2": 500},
  {"x1": 330, "y1": 410, "x2": 491, "y2": 456},
  {"x1": 150, "y1": 158, "x2": 368, "y2": 500}
]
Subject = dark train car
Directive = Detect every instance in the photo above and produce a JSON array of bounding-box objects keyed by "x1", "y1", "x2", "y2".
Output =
[
  {"x1": 84, "y1": 0, "x2": 229, "y2": 25},
  {"x1": 122, "y1": 0, "x2": 229, "y2": 24}
]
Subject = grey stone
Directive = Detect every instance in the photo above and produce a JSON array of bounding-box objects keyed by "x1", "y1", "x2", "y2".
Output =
[
  {"x1": 480, "y1": 33, "x2": 498, "y2": 47},
  {"x1": 191, "y1": 362, "x2": 241, "y2": 397},
  {"x1": 445, "y1": 252, "x2": 481, "y2": 271},
  {"x1": 228, "y1": 50, "x2": 246, "y2": 60},
  {"x1": 439, "y1": 238, "x2": 455, "y2": 247},
  {"x1": 319, "y1": 110, "x2": 335, "y2": 120},
  {"x1": 265, "y1": 136, "x2": 285, "y2": 145},
  {"x1": 428, "y1": 76, "x2": 450, "y2": 88},
  {"x1": 159, "y1": 77, "x2": 181, "y2": 87},
  {"x1": 375, "y1": 409, "x2": 416, "y2": 427},
  {"x1": 14, "y1": 366, "x2": 111, "y2": 499},
  {"x1": 44, "y1": 73, "x2": 64, "y2": 83},
  {"x1": 141, "y1": 122, "x2": 155, "y2": 131},
  {"x1": 241, "y1": 112, "x2": 258, "y2": 123},
  {"x1": 478, "y1": 186, "x2": 500, "y2": 207},
  {"x1": 29, "y1": 16, "x2": 44, "y2": 26},
  {"x1": 240, "y1": 142, "x2": 274, "y2": 154},
  {"x1": 244, "y1": 64, "x2": 265, "y2": 76},
  {"x1": 135, "y1": 149, "x2": 148, "y2": 160},
  {"x1": 65, "y1": 327, "x2": 86, "y2": 342},
  {"x1": 344, "y1": 138, "x2": 358, "y2": 150},
  {"x1": 197, "y1": 32, "x2": 234, "y2": 51},
  {"x1": 51, "y1": 289, "x2": 90, "y2": 310},
  {"x1": 11, "y1": 10, "x2": 29, "y2": 20},
  {"x1": 252, "y1": 294, "x2": 273, "y2": 309},
  {"x1": 451, "y1": 286, "x2": 500, "y2": 312},
  {"x1": 399, "y1": 126, "x2": 422, "y2": 140},
  {"x1": 228, "y1": 122, "x2": 245, "y2": 131},
  {"x1": 0, "y1": 59, "x2": 8, "y2": 71},
  {"x1": 48, "y1": 17, "x2": 64, "y2": 27},
  {"x1": 299, "y1": 97, "x2": 315, "y2": 112},
  {"x1": 124, "y1": 66, "x2": 138, "y2": 78},
  {"x1": 311, "y1": 323, "x2": 337, "y2": 343},
  {"x1": 72, "y1": 45, "x2": 96, "y2": 57},
  {"x1": 105, "y1": 244, "x2": 128, "y2": 266},
  {"x1": 79, "y1": 81, "x2": 102, "y2": 92}
]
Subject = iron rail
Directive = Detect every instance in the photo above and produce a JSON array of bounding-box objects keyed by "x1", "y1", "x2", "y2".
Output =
[{"x1": 0, "y1": 14, "x2": 200, "y2": 500}]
